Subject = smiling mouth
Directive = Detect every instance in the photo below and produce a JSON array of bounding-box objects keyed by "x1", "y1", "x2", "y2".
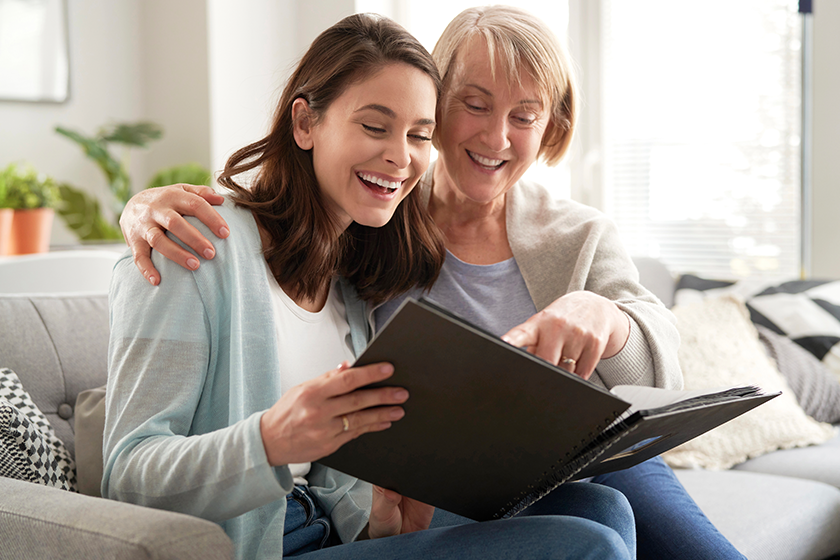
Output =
[
  {"x1": 467, "y1": 150, "x2": 506, "y2": 170},
  {"x1": 357, "y1": 172, "x2": 404, "y2": 194}
]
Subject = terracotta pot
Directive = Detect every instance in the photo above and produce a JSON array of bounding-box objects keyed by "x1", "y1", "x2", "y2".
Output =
[
  {"x1": 0, "y1": 208, "x2": 13, "y2": 255},
  {"x1": 9, "y1": 207, "x2": 54, "y2": 255}
]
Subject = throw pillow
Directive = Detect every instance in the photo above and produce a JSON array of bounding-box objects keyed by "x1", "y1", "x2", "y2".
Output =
[
  {"x1": 747, "y1": 279, "x2": 840, "y2": 383},
  {"x1": 0, "y1": 367, "x2": 77, "y2": 491},
  {"x1": 675, "y1": 274, "x2": 840, "y2": 383},
  {"x1": 74, "y1": 385, "x2": 106, "y2": 497},
  {"x1": 661, "y1": 296, "x2": 837, "y2": 470},
  {"x1": 757, "y1": 324, "x2": 840, "y2": 424}
]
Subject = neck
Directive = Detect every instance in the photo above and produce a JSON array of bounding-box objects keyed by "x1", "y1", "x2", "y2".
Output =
[
  {"x1": 430, "y1": 161, "x2": 507, "y2": 228},
  {"x1": 258, "y1": 220, "x2": 336, "y2": 313},
  {"x1": 430, "y1": 162, "x2": 512, "y2": 265}
]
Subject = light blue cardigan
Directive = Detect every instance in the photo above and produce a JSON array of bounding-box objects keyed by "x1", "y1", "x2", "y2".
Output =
[{"x1": 102, "y1": 200, "x2": 373, "y2": 560}]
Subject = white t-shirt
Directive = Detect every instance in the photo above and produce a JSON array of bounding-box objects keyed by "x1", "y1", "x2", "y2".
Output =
[{"x1": 266, "y1": 264, "x2": 356, "y2": 484}]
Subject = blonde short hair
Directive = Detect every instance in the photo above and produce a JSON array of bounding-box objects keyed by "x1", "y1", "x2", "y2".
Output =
[{"x1": 432, "y1": 5, "x2": 577, "y2": 166}]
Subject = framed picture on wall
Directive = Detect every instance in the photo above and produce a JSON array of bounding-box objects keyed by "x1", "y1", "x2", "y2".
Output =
[{"x1": 0, "y1": 0, "x2": 70, "y2": 103}]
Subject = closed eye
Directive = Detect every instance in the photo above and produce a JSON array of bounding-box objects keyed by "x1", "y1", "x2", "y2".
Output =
[
  {"x1": 363, "y1": 124, "x2": 386, "y2": 134},
  {"x1": 410, "y1": 134, "x2": 432, "y2": 142}
]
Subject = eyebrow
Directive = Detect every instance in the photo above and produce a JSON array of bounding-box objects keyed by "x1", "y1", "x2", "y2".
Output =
[
  {"x1": 465, "y1": 84, "x2": 542, "y2": 107},
  {"x1": 355, "y1": 104, "x2": 435, "y2": 126}
]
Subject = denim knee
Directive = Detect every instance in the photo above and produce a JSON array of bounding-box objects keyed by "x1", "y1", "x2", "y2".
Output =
[{"x1": 522, "y1": 516, "x2": 632, "y2": 560}]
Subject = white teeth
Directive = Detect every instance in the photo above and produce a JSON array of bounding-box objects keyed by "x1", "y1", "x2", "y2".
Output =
[
  {"x1": 468, "y1": 151, "x2": 504, "y2": 167},
  {"x1": 358, "y1": 173, "x2": 402, "y2": 190}
]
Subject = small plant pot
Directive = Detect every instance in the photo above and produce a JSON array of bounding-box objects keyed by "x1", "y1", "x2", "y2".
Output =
[
  {"x1": 0, "y1": 208, "x2": 13, "y2": 255},
  {"x1": 9, "y1": 207, "x2": 54, "y2": 255}
]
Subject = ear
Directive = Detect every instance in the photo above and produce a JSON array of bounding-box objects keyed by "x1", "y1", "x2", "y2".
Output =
[{"x1": 292, "y1": 98, "x2": 315, "y2": 150}]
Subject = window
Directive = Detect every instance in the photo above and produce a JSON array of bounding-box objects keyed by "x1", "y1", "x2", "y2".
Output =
[
  {"x1": 362, "y1": 1, "x2": 803, "y2": 280},
  {"x1": 599, "y1": 0, "x2": 802, "y2": 279}
]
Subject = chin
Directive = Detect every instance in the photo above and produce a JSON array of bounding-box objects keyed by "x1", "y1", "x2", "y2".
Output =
[{"x1": 353, "y1": 211, "x2": 397, "y2": 229}]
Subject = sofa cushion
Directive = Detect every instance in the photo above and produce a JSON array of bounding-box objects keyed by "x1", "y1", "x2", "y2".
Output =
[
  {"x1": 0, "y1": 476, "x2": 233, "y2": 560},
  {"x1": 733, "y1": 428, "x2": 840, "y2": 489},
  {"x1": 662, "y1": 296, "x2": 837, "y2": 470},
  {"x1": 758, "y1": 324, "x2": 840, "y2": 424},
  {"x1": 675, "y1": 274, "x2": 840, "y2": 383},
  {"x1": 0, "y1": 294, "x2": 110, "y2": 457},
  {"x1": 0, "y1": 368, "x2": 76, "y2": 491},
  {"x1": 675, "y1": 469, "x2": 840, "y2": 560}
]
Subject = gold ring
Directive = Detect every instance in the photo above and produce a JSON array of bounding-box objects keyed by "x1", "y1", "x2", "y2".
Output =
[
  {"x1": 341, "y1": 415, "x2": 350, "y2": 432},
  {"x1": 561, "y1": 356, "x2": 576, "y2": 367}
]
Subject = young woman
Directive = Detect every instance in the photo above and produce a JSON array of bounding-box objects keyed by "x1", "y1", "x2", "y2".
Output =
[{"x1": 103, "y1": 13, "x2": 634, "y2": 560}]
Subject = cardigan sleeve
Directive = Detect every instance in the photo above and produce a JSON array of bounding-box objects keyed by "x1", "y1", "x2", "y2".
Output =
[
  {"x1": 102, "y1": 249, "x2": 293, "y2": 523},
  {"x1": 507, "y1": 179, "x2": 683, "y2": 391}
]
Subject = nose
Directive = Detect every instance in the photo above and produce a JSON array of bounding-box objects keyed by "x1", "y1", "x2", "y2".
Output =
[
  {"x1": 384, "y1": 136, "x2": 411, "y2": 169},
  {"x1": 480, "y1": 115, "x2": 510, "y2": 153}
]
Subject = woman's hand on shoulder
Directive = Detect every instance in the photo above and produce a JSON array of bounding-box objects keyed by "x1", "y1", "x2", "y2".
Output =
[
  {"x1": 259, "y1": 362, "x2": 409, "y2": 467},
  {"x1": 501, "y1": 291, "x2": 631, "y2": 380},
  {"x1": 367, "y1": 485, "x2": 434, "y2": 539},
  {"x1": 120, "y1": 184, "x2": 229, "y2": 286}
]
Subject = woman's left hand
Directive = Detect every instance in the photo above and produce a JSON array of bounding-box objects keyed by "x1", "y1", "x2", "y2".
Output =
[
  {"x1": 367, "y1": 485, "x2": 434, "y2": 539},
  {"x1": 501, "y1": 291, "x2": 630, "y2": 380}
]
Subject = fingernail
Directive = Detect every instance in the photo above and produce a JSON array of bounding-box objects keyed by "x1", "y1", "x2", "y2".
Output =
[
  {"x1": 500, "y1": 336, "x2": 511, "y2": 343},
  {"x1": 219, "y1": 227, "x2": 230, "y2": 238},
  {"x1": 380, "y1": 364, "x2": 394, "y2": 374},
  {"x1": 149, "y1": 276, "x2": 157, "y2": 285},
  {"x1": 187, "y1": 258, "x2": 200, "y2": 270},
  {"x1": 393, "y1": 389, "x2": 408, "y2": 400},
  {"x1": 390, "y1": 408, "x2": 405, "y2": 420},
  {"x1": 204, "y1": 249, "x2": 215, "y2": 259}
]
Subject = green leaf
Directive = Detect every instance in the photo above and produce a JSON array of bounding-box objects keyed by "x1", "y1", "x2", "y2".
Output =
[
  {"x1": 0, "y1": 163, "x2": 60, "y2": 209},
  {"x1": 98, "y1": 122, "x2": 163, "y2": 147},
  {"x1": 55, "y1": 125, "x2": 132, "y2": 213},
  {"x1": 55, "y1": 183, "x2": 123, "y2": 241},
  {"x1": 146, "y1": 163, "x2": 212, "y2": 190}
]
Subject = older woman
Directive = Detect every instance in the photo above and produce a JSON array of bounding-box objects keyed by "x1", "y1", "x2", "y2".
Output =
[{"x1": 119, "y1": 6, "x2": 744, "y2": 559}]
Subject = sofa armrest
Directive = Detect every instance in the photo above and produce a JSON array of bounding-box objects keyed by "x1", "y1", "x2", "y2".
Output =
[{"x1": 0, "y1": 477, "x2": 233, "y2": 560}]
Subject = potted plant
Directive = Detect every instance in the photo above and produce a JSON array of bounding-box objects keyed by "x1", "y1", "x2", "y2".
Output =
[{"x1": 0, "y1": 163, "x2": 60, "y2": 254}]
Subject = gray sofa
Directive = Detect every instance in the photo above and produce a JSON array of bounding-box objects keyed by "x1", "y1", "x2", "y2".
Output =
[
  {"x1": 634, "y1": 257, "x2": 840, "y2": 560},
  {"x1": 1, "y1": 259, "x2": 839, "y2": 559},
  {"x1": 0, "y1": 294, "x2": 233, "y2": 560}
]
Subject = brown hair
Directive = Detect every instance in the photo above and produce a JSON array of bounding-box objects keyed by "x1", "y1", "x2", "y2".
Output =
[
  {"x1": 217, "y1": 13, "x2": 445, "y2": 305},
  {"x1": 432, "y1": 5, "x2": 578, "y2": 166}
]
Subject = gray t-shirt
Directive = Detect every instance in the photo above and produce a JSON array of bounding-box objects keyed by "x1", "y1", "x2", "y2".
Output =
[{"x1": 375, "y1": 250, "x2": 537, "y2": 336}]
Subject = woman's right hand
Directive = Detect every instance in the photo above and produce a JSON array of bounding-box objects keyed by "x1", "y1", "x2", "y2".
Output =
[
  {"x1": 119, "y1": 184, "x2": 229, "y2": 286},
  {"x1": 259, "y1": 362, "x2": 408, "y2": 466}
]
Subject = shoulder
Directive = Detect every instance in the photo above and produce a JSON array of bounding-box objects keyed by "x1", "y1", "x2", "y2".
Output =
[
  {"x1": 507, "y1": 178, "x2": 618, "y2": 250},
  {"x1": 189, "y1": 199, "x2": 261, "y2": 256}
]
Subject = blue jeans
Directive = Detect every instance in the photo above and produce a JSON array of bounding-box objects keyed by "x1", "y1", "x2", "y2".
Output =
[
  {"x1": 592, "y1": 457, "x2": 746, "y2": 560},
  {"x1": 286, "y1": 483, "x2": 634, "y2": 559}
]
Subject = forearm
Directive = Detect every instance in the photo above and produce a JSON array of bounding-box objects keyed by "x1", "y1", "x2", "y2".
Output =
[{"x1": 104, "y1": 411, "x2": 291, "y2": 522}]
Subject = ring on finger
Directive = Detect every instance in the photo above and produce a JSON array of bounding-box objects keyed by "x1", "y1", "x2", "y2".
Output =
[
  {"x1": 341, "y1": 415, "x2": 350, "y2": 432},
  {"x1": 561, "y1": 356, "x2": 577, "y2": 368}
]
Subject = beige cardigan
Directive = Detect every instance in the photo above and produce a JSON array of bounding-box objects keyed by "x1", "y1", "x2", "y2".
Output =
[{"x1": 420, "y1": 163, "x2": 683, "y2": 391}]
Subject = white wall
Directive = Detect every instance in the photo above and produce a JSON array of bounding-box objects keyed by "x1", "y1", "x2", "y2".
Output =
[
  {"x1": 0, "y1": 0, "x2": 211, "y2": 245},
  {"x1": 206, "y1": 0, "x2": 354, "y2": 172},
  {"x1": 140, "y1": 0, "x2": 211, "y2": 191},
  {"x1": 0, "y1": 0, "x2": 144, "y2": 244},
  {"x1": 811, "y1": 0, "x2": 840, "y2": 278}
]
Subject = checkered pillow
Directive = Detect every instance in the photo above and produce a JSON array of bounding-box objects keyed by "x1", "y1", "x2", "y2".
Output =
[
  {"x1": 675, "y1": 275, "x2": 840, "y2": 383},
  {"x1": 0, "y1": 368, "x2": 77, "y2": 491}
]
